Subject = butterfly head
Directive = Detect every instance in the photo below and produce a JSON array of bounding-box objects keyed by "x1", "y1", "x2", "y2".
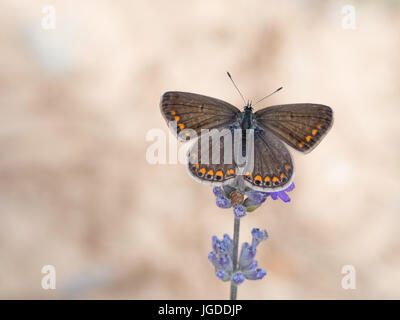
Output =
[
  {"x1": 240, "y1": 102, "x2": 255, "y2": 129},
  {"x1": 243, "y1": 101, "x2": 253, "y2": 113}
]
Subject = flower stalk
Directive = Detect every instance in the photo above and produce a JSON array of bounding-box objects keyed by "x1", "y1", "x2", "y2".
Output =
[{"x1": 230, "y1": 216, "x2": 240, "y2": 300}]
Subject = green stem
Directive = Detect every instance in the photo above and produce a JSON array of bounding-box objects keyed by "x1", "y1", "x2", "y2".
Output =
[{"x1": 230, "y1": 216, "x2": 240, "y2": 300}]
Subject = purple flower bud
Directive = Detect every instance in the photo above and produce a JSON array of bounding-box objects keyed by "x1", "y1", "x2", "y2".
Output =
[
  {"x1": 277, "y1": 191, "x2": 290, "y2": 202},
  {"x1": 211, "y1": 235, "x2": 218, "y2": 251},
  {"x1": 217, "y1": 253, "x2": 232, "y2": 270},
  {"x1": 222, "y1": 234, "x2": 233, "y2": 255},
  {"x1": 269, "y1": 183, "x2": 295, "y2": 202},
  {"x1": 246, "y1": 260, "x2": 258, "y2": 270},
  {"x1": 247, "y1": 191, "x2": 269, "y2": 205},
  {"x1": 233, "y1": 205, "x2": 246, "y2": 218},
  {"x1": 251, "y1": 228, "x2": 269, "y2": 249},
  {"x1": 238, "y1": 242, "x2": 256, "y2": 270},
  {"x1": 243, "y1": 267, "x2": 267, "y2": 280},
  {"x1": 285, "y1": 182, "x2": 295, "y2": 192},
  {"x1": 213, "y1": 187, "x2": 224, "y2": 198},
  {"x1": 232, "y1": 271, "x2": 245, "y2": 285},
  {"x1": 216, "y1": 196, "x2": 232, "y2": 209},
  {"x1": 209, "y1": 235, "x2": 234, "y2": 273},
  {"x1": 216, "y1": 269, "x2": 230, "y2": 281},
  {"x1": 208, "y1": 252, "x2": 217, "y2": 267}
]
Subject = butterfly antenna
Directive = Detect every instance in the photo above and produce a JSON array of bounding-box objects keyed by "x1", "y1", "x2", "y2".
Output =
[
  {"x1": 253, "y1": 87, "x2": 283, "y2": 107},
  {"x1": 227, "y1": 72, "x2": 246, "y2": 105}
]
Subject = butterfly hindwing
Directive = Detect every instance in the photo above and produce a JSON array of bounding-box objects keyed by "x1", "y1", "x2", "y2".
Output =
[
  {"x1": 186, "y1": 128, "x2": 237, "y2": 185},
  {"x1": 255, "y1": 104, "x2": 333, "y2": 153},
  {"x1": 243, "y1": 128, "x2": 294, "y2": 192},
  {"x1": 160, "y1": 91, "x2": 240, "y2": 140}
]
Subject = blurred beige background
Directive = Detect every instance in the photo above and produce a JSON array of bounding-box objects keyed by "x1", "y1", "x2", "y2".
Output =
[{"x1": 0, "y1": 0, "x2": 399, "y2": 299}]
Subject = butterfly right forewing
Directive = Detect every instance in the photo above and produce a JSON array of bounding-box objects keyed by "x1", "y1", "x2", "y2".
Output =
[{"x1": 255, "y1": 104, "x2": 333, "y2": 153}]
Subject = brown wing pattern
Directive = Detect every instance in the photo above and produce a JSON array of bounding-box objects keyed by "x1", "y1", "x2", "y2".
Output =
[
  {"x1": 186, "y1": 128, "x2": 237, "y2": 185},
  {"x1": 243, "y1": 128, "x2": 294, "y2": 192},
  {"x1": 160, "y1": 91, "x2": 240, "y2": 140},
  {"x1": 255, "y1": 104, "x2": 333, "y2": 153}
]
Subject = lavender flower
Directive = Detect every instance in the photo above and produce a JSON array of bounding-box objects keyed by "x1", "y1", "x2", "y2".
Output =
[
  {"x1": 232, "y1": 271, "x2": 245, "y2": 285},
  {"x1": 213, "y1": 187, "x2": 224, "y2": 198},
  {"x1": 216, "y1": 196, "x2": 231, "y2": 208},
  {"x1": 213, "y1": 183, "x2": 295, "y2": 215},
  {"x1": 269, "y1": 182, "x2": 295, "y2": 202},
  {"x1": 213, "y1": 187, "x2": 232, "y2": 209},
  {"x1": 208, "y1": 228, "x2": 268, "y2": 285},
  {"x1": 244, "y1": 182, "x2": 295, "y2": 212},
  {"x1": 233, "y1": 205, "x2": 246, "y2": 218}
]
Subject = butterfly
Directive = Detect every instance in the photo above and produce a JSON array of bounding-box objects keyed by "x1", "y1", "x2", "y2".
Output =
[{"x1": 160, "y1": 81, "x2": 333, "y2": 192}]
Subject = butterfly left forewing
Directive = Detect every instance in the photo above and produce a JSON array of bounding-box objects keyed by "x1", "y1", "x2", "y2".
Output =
[
  {"x1": 255, "y1": 103, "x2": 333, "y2": 153},
  {"x1": 160, "y1": 91, "x2": 240, "y2": 140}
]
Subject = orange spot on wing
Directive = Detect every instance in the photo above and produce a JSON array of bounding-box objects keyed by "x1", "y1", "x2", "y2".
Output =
[
  {"x1": 272, "y1": 176, "x2": 279, "y2": 182},
  {"x1": 216, "y1": 170, "x2": 223, "y2": 177},
  {"x1": 298, "y1": 141, "x2": 305, "y2": 148},
  {"x1": 312, "y1": 129, "x2": 318, "y2": 136},
  {"x1": 306, "y1": 135, "x2": 311, "y2": 142},
  {"x1": 194, "y1": 164, "x2": 199, "y2": 169},
  {"x1": 226, "y1": 169, "x2": 235, "y2": 175},
  {"x1": 264, "y1": 176, "x2": 271, "y2": 182},
  {"x1": 280, "y1": 173, "x2": 285, "y2": 179},
  {"x1": 254, "y1": 175, "x2": 262, "y2": 181},
  {"x1": 207, "y1": 170, "x2": 214, "y2": 176},
  {"x1": 317, "y1": 124, "x2": 322, "y2": 130},
  {"x1": 284, "y1": 164, "x2": 291, "y2": 171},
  {"x1": 178, "y1": 123, "x2": 185, "y2": 130},
  {"x1": 174, "y1": 116, "x2": 180, "y2": 122},
  {"x1": 199, "y1": 168, "x2": 206, "y2": 174}
]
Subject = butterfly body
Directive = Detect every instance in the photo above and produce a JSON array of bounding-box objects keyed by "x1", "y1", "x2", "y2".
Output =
[
  {"x1": 160, "y1": 91, "x2": 333, "y2": 192},
  {"x1": 239, "y1": 105, "x2": 255, "y2": 130}
]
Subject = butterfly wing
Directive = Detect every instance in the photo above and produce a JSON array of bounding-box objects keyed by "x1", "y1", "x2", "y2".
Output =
[
  {"x1": 242, "y1": 128, "x2": 294, "y2": 192},
  {"x1": 254, "y1": 104, "x2": 333, "y2": 153},
  {"x1": 186, "y1": 128, "x2": 238, "y2": 185},
  {"x1": 160, "y1": 91, "x2": 240, "y2": 140}
]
